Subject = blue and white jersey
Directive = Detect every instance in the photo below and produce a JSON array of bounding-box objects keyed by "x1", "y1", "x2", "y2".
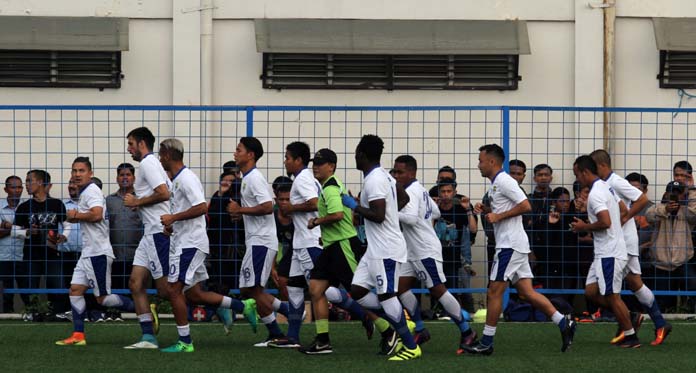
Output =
[
  {"x1": 170, "y1": 167, "x2": 209, "y2": 255},
  {"x1": 605, "y1": 172, "x2": 643, "y2": 256},
  {"x1": 289, "y1": 168, "x2": 321, "y2": 249},
  {"x1": 588, "y1": 178, "x2": 627, "y2": 260},
  {"x1": 399, "y1": 179, "x2": 442, "y2": 261},
  {"x1": 360, "y1": 167, "x2": 407, "y2": 262},
  {"x1": 488, "y1": 170, "x2": 530, "y2": 253},
  {"x1": 240, "y1": 167, "x2": 278, "y2": 250},
  {"x1": 78, "y1": 183, "x2": 114, "y2": 258},
  {"x1": 134, "y1": 153, "x2": 171, "y2": 235}
]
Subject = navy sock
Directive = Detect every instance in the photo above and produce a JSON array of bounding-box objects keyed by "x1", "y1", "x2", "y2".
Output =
[
  {"x1": 140, "y1": 321, "x2": 154, "y2": 335},
  {"x1": 277, "y1": 302, "x2": 289, "y2": 317},
  {"x1": 230, "y1": 298, "x2": 245, "y2": 313},
  {"x1": 481, "y1": 334, "x2": 494, "y2": 346},
  {"x1": 647, "y1": 300, "x2": 667, "y2": 329},
  {"x1": 287, "y1": 302, "x2": 304, "y2": 341},
  {"x1": 335, "y1": 289, "x2": 367, "y2": 320},
  {"x1": 72, "y1": 307, "x2": 85, "y2": 333},
  {"x1": 116, "y1": 295, "x2": 135, "y2": 312},
  {"x1": 265, "y1": 320, "x2": 283, "y2": 336}
]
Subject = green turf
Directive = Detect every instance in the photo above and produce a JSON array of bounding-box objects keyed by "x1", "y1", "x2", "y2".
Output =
[{"x1": 2, "y1": 320, "x2": 693, "y2": 372}]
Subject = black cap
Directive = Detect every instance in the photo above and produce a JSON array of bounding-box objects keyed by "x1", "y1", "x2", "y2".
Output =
[
  {"x1": 223, "y1": 160, "x2": 239, "y2": 173},
  {"x1": 311, "y1": 148, "x2": 337, "y2": 165},
  {"x1": 666, "y1": 181, "x2": 685, "y2": 194}
]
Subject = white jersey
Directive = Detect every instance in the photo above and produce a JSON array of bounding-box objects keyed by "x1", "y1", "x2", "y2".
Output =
[
  {"x1": 240, "y1": 168, "x2": 278, "y2": 250},
  {"x1": 135, "y1": 153, "x2": 171, "y2": 235},
  {"x1": 399, "y1": 180, "x2": 442, "y2": 261},
  {"x1": 290, "y1": 168, "x2": 322, "y2": 249},
  {"x1": 587, "y1": 178, "x2": 627, "y2": 259},
  {"x1": 170, "y1": 167, "x2": 209, "y2": 255},
  {"x1": 488, "y1": 170, "x2": 530, "y2": 253},
  {"x1": 360, "y1": 167, "x2": 407, "y2": 262},
  {"x1": 605, "y1": 172, "x2": 643, "y2": 256},
  {"x1": 78, "y1": 183, "x2": 114, "y2": 258}
]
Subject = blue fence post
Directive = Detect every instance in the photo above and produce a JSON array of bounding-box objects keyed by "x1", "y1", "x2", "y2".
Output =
[
  {"x1": 501, "y1": 106, "x2": 510, "y2": 312},
  {"x1": 246, "y1": 106, "x2": 254, "y2": 137}
]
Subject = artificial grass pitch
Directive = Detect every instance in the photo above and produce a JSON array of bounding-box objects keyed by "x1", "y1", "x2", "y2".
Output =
[{"x1": 2, "y1": 320, "x2": 694, "y2": 372}]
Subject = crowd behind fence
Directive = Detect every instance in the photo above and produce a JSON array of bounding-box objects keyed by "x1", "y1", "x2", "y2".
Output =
[{"x1": 1, "y1": 105, "x2": 696, "y2": 316}]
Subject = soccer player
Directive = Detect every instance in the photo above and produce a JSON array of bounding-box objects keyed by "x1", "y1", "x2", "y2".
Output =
[
  {"x1": 391, "y1": 155, "x2": 477, "y2": 353},
  {"x1": 468, "y1": 144, "x2": 576, "y2": 355},
  {"x1": 590, "y1": 149, "x2": 671, "y2": 345},
  {"x1": 342, "y1": 135, "x2": 422, "y2": 362},
  {"x1": 265, "y1": 142, "x2": 322, "y2": 347},
  {"x1": 55, "y1": 157, "x2": 136, "y2": 346},
  {"x1": 156, "y1": 139, "x2": 256, "y2": 352},
  {"x1": 227, "y1": 137, "x2": 289, "y2": 346},
  {"x1": 571, "y1": 155, "x2": 639, "y2": 348},
  {"x1": 123, "y1": 127, "x2": 172, "y2": 349}
]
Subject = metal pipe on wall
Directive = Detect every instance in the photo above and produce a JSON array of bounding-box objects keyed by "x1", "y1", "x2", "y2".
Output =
[{"x1": 603, "y1": 0, "x2": 615, "y2": 152}]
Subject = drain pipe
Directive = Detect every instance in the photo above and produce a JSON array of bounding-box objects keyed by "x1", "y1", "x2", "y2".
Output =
[{"x1": 603, "y1": 0, "x2": 616, "y2": 151}]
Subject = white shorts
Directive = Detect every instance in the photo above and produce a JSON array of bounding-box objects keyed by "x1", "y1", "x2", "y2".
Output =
[
  {"x1": 169, "y1": 248, "x2": 209, "y2": 291},
  {"x1": 489, "y1": 248, "x2": 533, "y2": 285},
  {"x1": 626, "y1": 254, "x2": 642, "y2": 275},
  {"x1": 240, "y1": 245, "x2": 277, "y2": 288},
  {"x1": 400, "y1": 258, "x2": 447, "y2": 289},
  {"x1": 585, "y1": 257, "x2": 628, "y2": 295},
  {"x1": 71, "y1": 255, "x2": 113, "y2": 297},
  {"x1": 132, "y1": 233, "x2": 170, "y2": 280},
  {"x1": 352, "y1": 257, "x2": 401, "y2": 295},
  {"x1": 289, "y1": 246, "x2": 322, "y2": 282}
]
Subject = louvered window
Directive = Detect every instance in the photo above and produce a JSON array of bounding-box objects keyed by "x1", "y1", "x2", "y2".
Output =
[
  {"x1": 658, "y1": 50, "x2": 696, "y2": 89},
  {"x1": 261, "y1": 53, "x2": 520, "y2": 90},
  {"x1": 0, "y1": 50, "x2": 122, "y2": 89}
]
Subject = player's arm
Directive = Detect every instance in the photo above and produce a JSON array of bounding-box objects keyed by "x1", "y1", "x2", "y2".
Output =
[
  {"x1": 161, "y1": 202, "x2": 207, "y2": 227},
  {"x1": 396, "y1": 183, "x2": 410, "y2": 211},
  {"x1": 571, "y1": 209, "x2": 611, "y2": 232},
  {"x1": 486, "y1": 200, "x2": 531, "y2": 224},
  {"x1": 467, "y1": 208, "x2": 478, "y2": 233},
  {"x1": 354, "y1": 198, "x2": 386, "y2": 223},
  {"x1": 124, "y1": 183, "x2": 170, "y2": 208},
  {"x1": 67, "y1": 206, "x2": 104, "y2": 223},
  {"x1": 285, "y1": 197, "x2": 318, "y2": 214},
  {"x1": 398, "y1": 189, "x2": 418, "y2": 226},
  {"x1": 233, "y1": 201, "x2": 274, "y2": 216},
  {"x1": 622, "y1": 193, "x2": 650, "y2": 224}
]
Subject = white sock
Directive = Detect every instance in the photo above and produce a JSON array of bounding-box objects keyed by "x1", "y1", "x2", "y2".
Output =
[
  {"x1": 177, "y1": 324, "x2": 190, "y2": 337},
  {"x1": 380, "y1": 297, "x2": 403, "y2": 323},
  {"x1": 483, "y1": 324, "x2": 497, "y2": 337},
  {"x1": 260, "y1": 313, "x2": 276, "y2": 325},
  {"x1": 288, "y1": 286, "x2": 305, "y2": 309},
  {"x1": 272, "y1": 297, "x2": 283, "y2": 311},
  {"x1": 634, "y1": 285, "x2": 655, "y2": 307},
  {"x1": 220, "y1": 296, "x2": 232, "y2": 309},
  {"x1": 356, "y1": 292, "x2": 381, "y2": 310},
  {"x1": 138, "y1": 313, "x2": 153, "y2": 323},
  {"x1": 101, "y1": 294, "x2": 123, "y2": 308},
  {"x1": 551, "y1": 311, "x2": 564, "y2": 325},
  {"x1": 398, "y1": 291, "x2": 418, "y2": 316},
  {"x1": 69, "y1": 295, "x2": 86, "y2": 313},
  {"x1": 437, "y1": 291, "x2": 463, "y2": 322},
  {"x1": 624, "y1": 328, "x2": 635, "y2": 336},
  {"x1": 324, "y1": 286, "x2": 342, "y2": 303}
]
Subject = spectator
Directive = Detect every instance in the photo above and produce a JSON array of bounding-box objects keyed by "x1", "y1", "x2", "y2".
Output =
[
  {"x1": 0, "y1": 176, "x2": 25, "y2": 312},
  {"x1": 207, "y1": 169, "x2": 244, "y2": 293},
  {"x1": 435, "y1": 177, "x2": 477, "y2": 312},
  {"x1": 546, "y1": 187, "x2": 578, "y2": 301},
  {"x1": 646, "y1": 181, "x2": 696, "y2": 310},
  {"x1": 625, "y1": 173, "x2": 655, "y2": 258},
  {"x1": 13, "y1": 170, "x2": 71, "y2": 316},
  {"x1": 105, "y1": 163, "x2": 143, "y2": 321},
  {"x1": 527, "y1": 164, "x2": 554, "y2": 286}
]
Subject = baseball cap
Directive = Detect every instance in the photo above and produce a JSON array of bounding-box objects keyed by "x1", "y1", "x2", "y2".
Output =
[
  {"x1": 310, "y1": 148, "x2": 337, "y2": 165},
  {"x1": 666, "y1": 181, "x2": 685, "y2": 194}
]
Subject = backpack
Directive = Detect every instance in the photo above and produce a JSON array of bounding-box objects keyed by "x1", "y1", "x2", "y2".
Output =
[{"x1": 503, "y1": 299, "x2": 547, "y2": 322}]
